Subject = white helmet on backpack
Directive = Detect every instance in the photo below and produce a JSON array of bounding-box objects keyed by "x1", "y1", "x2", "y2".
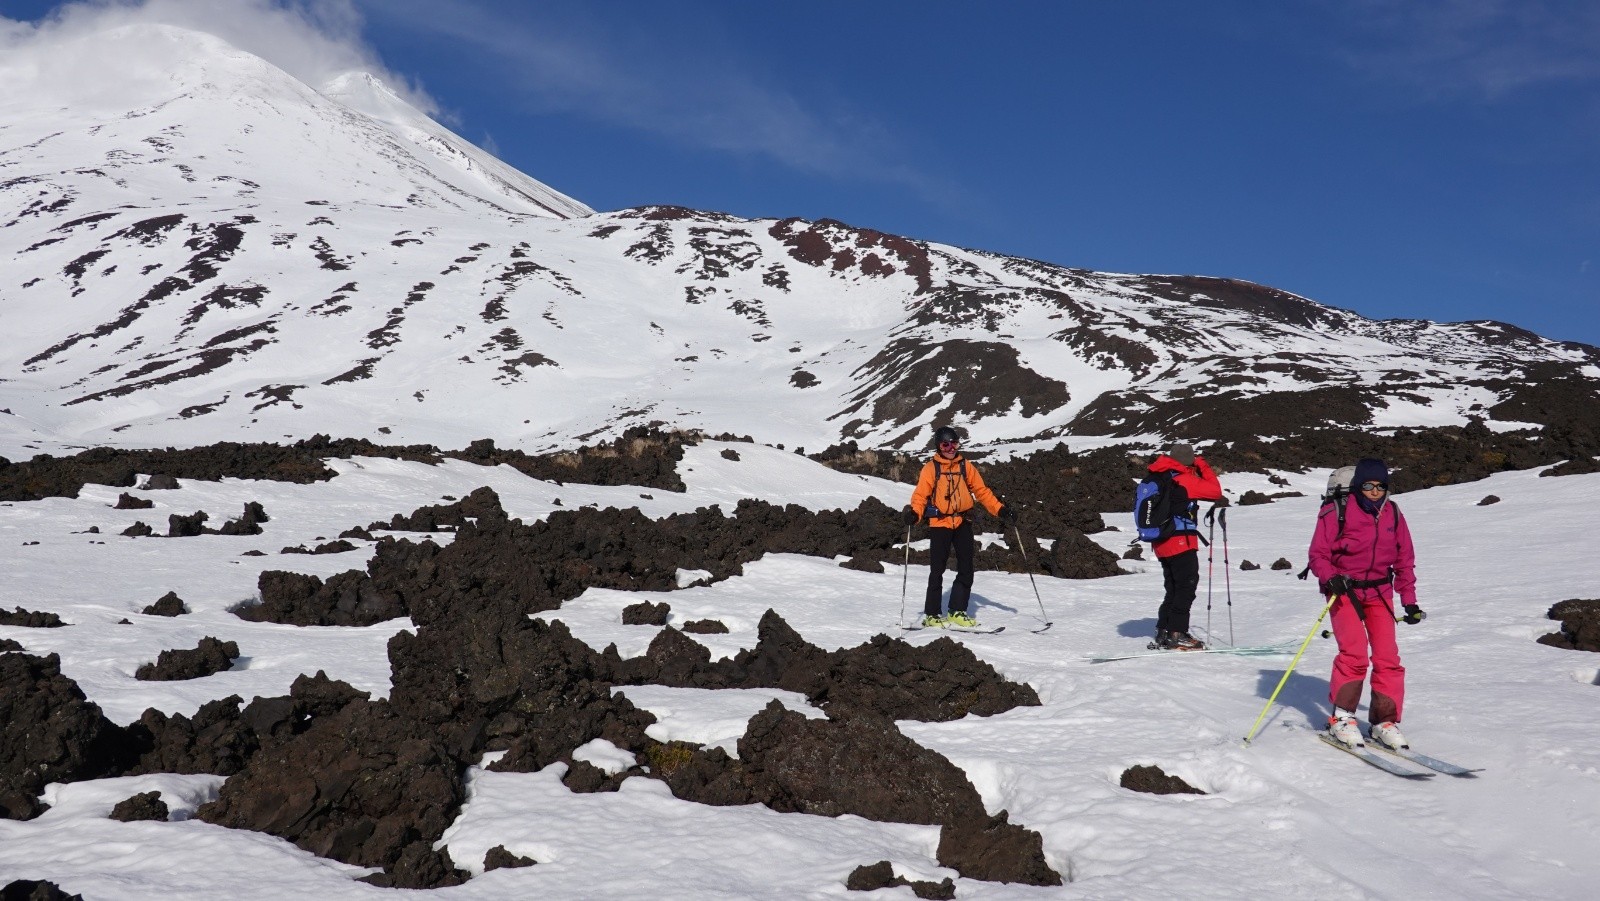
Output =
[{"x1": 1324, "y1": 465, "x2": 1355, "y2": 501}]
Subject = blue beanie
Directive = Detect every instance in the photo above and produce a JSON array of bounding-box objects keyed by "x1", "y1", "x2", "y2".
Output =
[{"x1": 1353, "y1": 458, "x2": 1389, "y2": 488}]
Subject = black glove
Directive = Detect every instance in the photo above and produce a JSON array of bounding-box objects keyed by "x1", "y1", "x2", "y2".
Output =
[
  {"x1": 1402, "y1": 604, "x2": 1427, "y2": 624},
  {"x1": 1325, "y1": 575, "x2": 1353, "y2": 597},
  {"x1": 902, "y1": 507, "x2": 919, "y2": 526},
  {"x1": 998, "y1": 505, "x2": 1017, "y2": 526}
]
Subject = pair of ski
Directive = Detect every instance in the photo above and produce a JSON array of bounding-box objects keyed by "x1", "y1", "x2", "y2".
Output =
[
  {"x1": 1083, "y1": 641, "x2": 1294, "y2": 663},
  {"x1": 1315, "y1": 731, "x2": 1481, "y2": 778},
  {"x1": 901, "y1": 622, "x2": 1006, "y2": 635}
]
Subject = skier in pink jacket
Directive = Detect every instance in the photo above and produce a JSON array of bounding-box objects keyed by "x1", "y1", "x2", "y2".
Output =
[{"x1": 1307, "y1": 458, "x2": 1426, "y2": 751}]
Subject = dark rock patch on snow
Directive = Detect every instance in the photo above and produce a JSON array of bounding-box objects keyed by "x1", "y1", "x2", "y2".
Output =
[
  {"x1": 141, "y1": 591, "x2": 186, "y2": 616},
  {"x1": 113, "y1": 492, "x2": 153, "y2": 509},
  {"x1": 0, "y1": 608, "x2": 65, "y2": 628},
  {"x1": 0, "y1": 879, "x2": 84, "y2": 900},
  {"x1": 108, "y1": 790, "x2": 168, "y2": 822},
  {"x1": 622, "y1": 601, "x2": 670, "y2": 626},
  {"x1": 0, "y1": 653, "x2": 128, "y2": 820},
  {"x1": 483, "y1": 846, "x2": 537, "y2": 871},
  {"x1": 1537, "y1": 599, "x2": 1600, "y2": 653},
  {"x1": 134, "y1": 637, "x2": 238, "y2": 681},
  {"x1": 845, "y1": 861, "x2": 954, "y2": 899},
  {"x1": 1120, "y1": 763, "x2": 1205, "y2": 795}
]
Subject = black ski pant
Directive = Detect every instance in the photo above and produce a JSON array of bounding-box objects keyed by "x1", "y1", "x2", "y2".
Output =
[
  {"x1": 924, "y1": 521, "x2": 975, "y2": 616},
  {"x1": 1156, "y1": 549, "x2": 1201, "y2": 635}
]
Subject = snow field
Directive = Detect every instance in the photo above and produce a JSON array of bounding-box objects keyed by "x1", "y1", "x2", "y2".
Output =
[{"x1": 1, "y1": 451, "x2": 1597, "y2": 898}]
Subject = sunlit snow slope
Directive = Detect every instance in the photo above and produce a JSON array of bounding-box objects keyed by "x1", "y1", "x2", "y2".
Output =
[{"x1": 3, "y1": 22, "x2": 1598, "y2": 461}]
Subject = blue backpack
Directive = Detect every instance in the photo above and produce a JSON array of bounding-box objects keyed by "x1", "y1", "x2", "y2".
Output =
[{"x1": 1133, "y1": 470, "x2": 1199, "y2": 542}]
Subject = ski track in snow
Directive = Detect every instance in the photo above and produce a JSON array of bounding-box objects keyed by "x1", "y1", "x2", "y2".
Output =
[{"x1": 1, "y1": 444, "x2": 1598, "y2": 898}]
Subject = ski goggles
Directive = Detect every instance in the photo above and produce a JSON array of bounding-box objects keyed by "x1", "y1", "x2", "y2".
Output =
[
  {"x1": 938, "y1": 439, "x2": 959, "y2": 448},
  {"x1": 1359, "y1": 481, "x2": 1388, "y2": 492}
]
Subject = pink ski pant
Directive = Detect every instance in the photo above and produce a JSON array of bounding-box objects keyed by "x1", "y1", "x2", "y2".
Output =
[{"x1": 1327, "y1": 589, "x2": 1405, "y2": 724}]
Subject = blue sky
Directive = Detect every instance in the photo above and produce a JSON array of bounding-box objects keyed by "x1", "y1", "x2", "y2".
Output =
[{"x1": 7, "y1": 1, "x2": 1599, "y2": 346}]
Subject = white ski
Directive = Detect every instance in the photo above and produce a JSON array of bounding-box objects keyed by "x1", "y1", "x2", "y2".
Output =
[
  {"x1": 1367, "y1": 743, "x2": 1483, "y2": 777},
  {"x1": 1317, "y1": 733, "x2": 1434, "y2": 778},
  {"x1": 1084, "y1": 643, "x2": 1293, "y2": 663}
]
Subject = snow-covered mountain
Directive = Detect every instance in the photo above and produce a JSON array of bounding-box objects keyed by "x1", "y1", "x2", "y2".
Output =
[{"x1": 4, "y1": 21, "x2": 1599, "y2": 462}]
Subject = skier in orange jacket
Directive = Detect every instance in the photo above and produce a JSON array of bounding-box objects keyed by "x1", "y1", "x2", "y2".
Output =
[{"x1": 904, "y1": 426, "x2": 1013, "y2": 628}]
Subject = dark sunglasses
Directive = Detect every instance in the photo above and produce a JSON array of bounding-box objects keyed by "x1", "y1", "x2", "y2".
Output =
[
  {"x1": 1360, "y1": 481, "x2": 1388, "y2": 492},
  {"x1": 938, "y1": 440, "x2": 959, "y2": 448}
]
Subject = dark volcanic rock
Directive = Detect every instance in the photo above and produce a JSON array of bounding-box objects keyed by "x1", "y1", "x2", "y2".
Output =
[
  {"x1": 121, "y1": 674, "x2": 368, "y2": 778},
  {"x1": 1478, "y1": 495, "x2": 1501, "y2": 506},
  {"x1": 236, "y1": 569, "x2": 402, "y2": 627},
  {"x1": 1120, "y1": 763, "x2": 1205, "y2": 795},
  {"x1": 0, "y1": 880, "x2": 84, "y2": 900},
  {"x1": 121, "y1": 521, "x2": 154, "y2": 537},
  {"x1": 448, "y1": 427, "x2": 692, "y2": 492},
  {"x1": 166, "y1": 510, "x2": 209, "y2": 537},
  {"x1": 388, "y1": 610, "x2": 654, "y2": 773},
  {"x1": 141, "y1": 591, "x2": 186, "y2": 617},
  {"x1": 838, "y1": 554, "x2": 885, "y2": 573},
  {"x1": 622, "y1": 600, "x2": 671, "y2": 625},
  {"x1": 617, "y1": 611, "x2": 1039, "y2": 722},
  {"x1": 681, "y1": 619, "x2": 729, "y2": 634},
  {"x1": 134, "y1": 637, "x2": 238, "y2": 681},
  {"x1": 937, "y1": 810, "x2": 1062, "y2": 886},
  {"x1": 1537, "y1": 599, "x2": 1600, "y2": 652},
  {"x1": 0, "y1": 653, "x2": 128, "y2": 820},
  {"x1": 1240, "y1": 560, "x2": 1261, "y2": 571},
  {"x1": 109, "y1": 790, "x2": 169, "y2": 822},
  {"x1": 1270, "y1": 558, "x2": 1293, "y2": 571},
  {"x1": 0, "y1": 639, "x2": 21, "y2": 653},
  {"x1": 845, "y1": 860, "x2": 954, "y2": 899},
  {"x1": 113, "y1": 492, "x2": 153, "y2": 509},
  {"x1": 197, "y1": 700, "x2": 468, "y2": 889},
  {"x1": 736, "y1": 702, "x2": 986, "y2": 825},
  {"x1": 483, "y1": 845, "x2": 537, "y2": 871},
  {"x1": 0, "y1": 607, "x2": 65, "y2": 628},
  {"x1": 0, "y1": 436, "x2": 441, "y2": 502},
  {"x1": 217, "y1": 501, "x2": 269, "y2": 536}
]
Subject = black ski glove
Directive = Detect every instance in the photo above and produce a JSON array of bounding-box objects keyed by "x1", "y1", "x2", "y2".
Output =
[
  {"x1": 1402, "y1": 604, "x2": 1427, "y2": 624},
  {"x1": 998, "y1": 505, "x2": 1017, "y2": 526},
  {"x1": 1325, "y1": 575, "x2": 1353, "y2": 597},
  {"x1": 901, "y1": 507, "x2": 919, "y2": 526}
]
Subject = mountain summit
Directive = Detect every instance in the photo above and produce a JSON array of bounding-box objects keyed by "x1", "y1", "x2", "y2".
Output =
[{"x1": 2, "y1": 23, "x2": 1596, "y2": 458}]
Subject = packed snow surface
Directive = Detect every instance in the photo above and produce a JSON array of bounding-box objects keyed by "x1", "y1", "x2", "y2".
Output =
[{"x1": 2, "y1": 444, "x2": 1598, "y2": 898}]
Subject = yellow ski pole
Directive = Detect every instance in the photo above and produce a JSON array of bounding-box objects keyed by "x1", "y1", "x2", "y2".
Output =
[{"x1": 1243, "y1": 595, "x2": 1337, "y2": 745}]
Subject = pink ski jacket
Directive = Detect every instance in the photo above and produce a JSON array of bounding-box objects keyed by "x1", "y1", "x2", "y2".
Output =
[{"x1": 1307, "y1": 495, "x2": 1418, "y2": 606}]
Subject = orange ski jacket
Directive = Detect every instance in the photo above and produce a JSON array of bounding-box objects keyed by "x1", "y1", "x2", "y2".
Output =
[{"x1": 910, "y1": 454, "x2": 1003, "y2": 529}]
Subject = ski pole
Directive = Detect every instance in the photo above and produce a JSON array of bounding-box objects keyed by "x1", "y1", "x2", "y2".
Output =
[
  {"x1": 899, "y1": 524, "x2": 912, "y2": 624},
  {"x1": 1011, "y1": 524, "x2": 1052, "y2": 628},
  {"x1": 1243, "y1": 594, "x2": 1336, "y2": 745},
  {"x1": 1220, "y1": 507, "x2": 1234, "y2": 646},
  {"x1": 1204, "y1": 507, "x2": 1217, "y2": 639}
]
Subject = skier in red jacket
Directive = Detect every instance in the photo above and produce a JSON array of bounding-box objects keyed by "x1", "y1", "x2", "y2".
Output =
[{"x1": 1148, "y1": 443, "x2": 1223, "y2": 650}]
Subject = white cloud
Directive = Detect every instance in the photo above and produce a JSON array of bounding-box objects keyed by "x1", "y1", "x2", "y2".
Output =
[
  {"x1": 0, "y1": 0, "x2": 438, "y2": 113},
  {"x1": 365, "y1": 0, "x2": 954, "y2": 202},
  {"x1": 1328, "y1": 0, "x2": 1600, "y2": 100}
]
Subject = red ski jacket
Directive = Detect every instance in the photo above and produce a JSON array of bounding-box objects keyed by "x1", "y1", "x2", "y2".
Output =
[{"x1": 1147, "y1": 454, "x2": 1222, "y2": 559}]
